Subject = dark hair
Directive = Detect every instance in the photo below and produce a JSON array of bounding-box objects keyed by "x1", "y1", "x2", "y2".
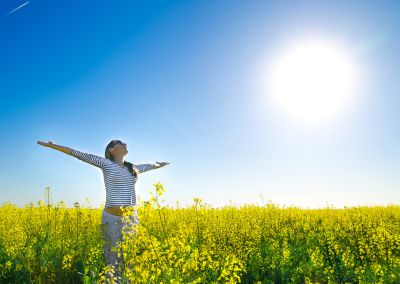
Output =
[{"x1": 105, "y1": 140, "x2": 138, "y2": 177}]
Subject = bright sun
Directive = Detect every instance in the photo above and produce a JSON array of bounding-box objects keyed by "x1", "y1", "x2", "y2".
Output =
[{"x1": 266, "y1": 39, "x2": 359, "y2": 127}]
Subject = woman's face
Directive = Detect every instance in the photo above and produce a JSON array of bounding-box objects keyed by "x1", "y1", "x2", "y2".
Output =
[{"x1": 110, "y1": 141, "x2": 128, "y2": 157}]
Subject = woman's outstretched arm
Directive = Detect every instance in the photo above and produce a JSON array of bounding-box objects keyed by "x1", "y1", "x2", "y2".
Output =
[
  {"x1": 135, "y1": 161, "x2": 170, "y2": 173},
  {"x1": 37, "y1": 140, "x2": 109, "y2": 169},
  {"x1": 37, "y1": 141, "x2": 72, "y2": 155}
]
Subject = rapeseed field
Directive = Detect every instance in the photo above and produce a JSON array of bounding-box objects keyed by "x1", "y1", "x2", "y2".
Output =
[{"x1": 0, "y1": 182, "x2": 399, "y2": 283}]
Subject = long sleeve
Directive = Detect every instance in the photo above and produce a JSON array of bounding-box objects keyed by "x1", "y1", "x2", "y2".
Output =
[
  {"x1": 135, "y1": 163, "x2": 157, "y2": 174},
  {"x1": 70, "y1": 149, "x2": 110, "y2": 169}
]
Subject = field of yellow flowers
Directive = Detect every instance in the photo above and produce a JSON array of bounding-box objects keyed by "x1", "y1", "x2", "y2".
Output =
[{"x1": 0, "y1": 182, "x2": 399, "y2": 283}]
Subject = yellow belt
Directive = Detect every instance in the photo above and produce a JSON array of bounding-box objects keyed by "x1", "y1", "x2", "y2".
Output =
[{"x1": 105, "y1": 206, "x2": 134, "y2": 217}]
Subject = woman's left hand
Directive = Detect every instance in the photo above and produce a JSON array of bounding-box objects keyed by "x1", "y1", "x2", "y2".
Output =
[{"x1": 156, "y1": 161, "x2": 170, "y2": 168}]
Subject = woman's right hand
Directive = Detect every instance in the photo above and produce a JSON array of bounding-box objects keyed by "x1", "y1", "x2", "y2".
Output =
[{"x1": 37, "y1": 140, "x2": 55, "y2": 148}]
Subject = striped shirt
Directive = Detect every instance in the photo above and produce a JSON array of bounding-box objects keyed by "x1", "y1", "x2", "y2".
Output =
[{"x1": 70, "y1": 149, "x2": 157, "y2": 208}]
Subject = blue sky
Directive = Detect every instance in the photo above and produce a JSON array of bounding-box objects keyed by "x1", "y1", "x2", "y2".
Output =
[{"x1": 1, "y1": 0, "x2": 399, "y2": 208}]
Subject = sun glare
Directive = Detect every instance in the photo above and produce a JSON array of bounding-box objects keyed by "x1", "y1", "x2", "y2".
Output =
[{"x1": 266, "y1": 39, "x2": 359, "y2": 127}]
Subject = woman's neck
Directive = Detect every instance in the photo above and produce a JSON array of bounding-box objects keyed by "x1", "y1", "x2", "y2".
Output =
[{"x1": 113, "y1": 157, "x2": 124, "y2": 166}]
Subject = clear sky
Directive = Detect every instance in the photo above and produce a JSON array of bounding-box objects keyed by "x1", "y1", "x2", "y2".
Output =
[{"x1": 1, "y1": 0, "x2": 399, "y2": 209}]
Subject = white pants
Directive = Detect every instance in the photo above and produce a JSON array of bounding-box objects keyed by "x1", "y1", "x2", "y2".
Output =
[{"x1": 101, "y1": 209, "x2": 138, "y2": 283}]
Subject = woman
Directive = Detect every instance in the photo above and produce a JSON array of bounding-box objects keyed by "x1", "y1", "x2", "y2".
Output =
[{"x1": 37, "y1": 140, "x2": 169, "y2": 282}]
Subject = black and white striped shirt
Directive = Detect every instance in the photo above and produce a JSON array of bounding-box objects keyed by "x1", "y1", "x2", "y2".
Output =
[{"x1": 70, "y1": 149, "x2": 157, "y2": 208}]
